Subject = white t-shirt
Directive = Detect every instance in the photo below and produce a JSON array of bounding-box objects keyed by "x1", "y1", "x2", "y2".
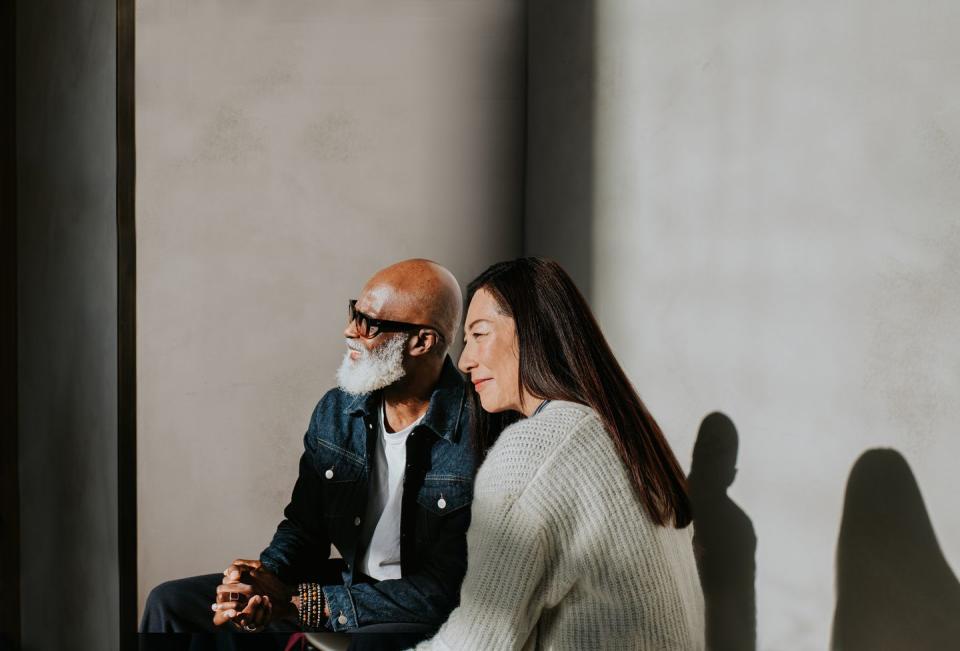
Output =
[{"x1": 357, "y1": 401, "x2": 424, "y2": 581}]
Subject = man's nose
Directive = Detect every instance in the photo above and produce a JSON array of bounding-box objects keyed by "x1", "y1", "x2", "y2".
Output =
[{"x1": 344, "y1": 320, "x2": 358, "y2": 338}]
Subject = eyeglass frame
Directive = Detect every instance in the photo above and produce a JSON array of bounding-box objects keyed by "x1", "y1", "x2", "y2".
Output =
[{"x1": 348, "y1": 299, "x2": 445, "y2": 342}]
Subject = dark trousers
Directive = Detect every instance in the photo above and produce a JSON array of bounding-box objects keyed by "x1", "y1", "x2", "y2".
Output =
[{"x1": 139, "y1": 561, "x2": 435, "y2": 651}]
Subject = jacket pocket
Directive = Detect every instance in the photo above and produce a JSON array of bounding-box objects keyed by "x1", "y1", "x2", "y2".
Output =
[
  {"x1": 414, "y1": 476, "x2": 473, "y2": 555},
  {"x1": 315, "y1": 439, "x2": 365, "y2": 482},
  {"x1": 315, "y1": 439, "x2": 365, "y2": 517},
  {"x1": 416, "y1": 475, "x2": 473, "y2": 515}
]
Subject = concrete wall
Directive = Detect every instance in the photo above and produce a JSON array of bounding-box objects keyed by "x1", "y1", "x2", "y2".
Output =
[
  {"x1": 16, "y1": 0, "x2": 119, "y2": 649},
  {"x1": 528, "y1": 1, "x2": 960, "y2": 649},
  {"x1": 136, "y1": 0, "x2": 524, "y2": 613}
]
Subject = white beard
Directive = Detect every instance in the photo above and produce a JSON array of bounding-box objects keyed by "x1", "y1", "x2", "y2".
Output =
[{"x1": 336, "y1": 333, "x2": 408, "y2": 396}]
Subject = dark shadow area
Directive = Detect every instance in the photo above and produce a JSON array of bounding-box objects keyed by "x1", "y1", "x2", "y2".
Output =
[
  {"x1": 688, "y1": 412, "x2": 756, "y2": 651},
  {"x1": 16, "y1": 0, "x2": 121, "y2": 649},
  {"x1": 523, "y1": 0, "x2": 596, "y2": 302},
  {"x1": 118, "y1": 0, "x2": 138, "y2": 646},
  {"x1": 831, "y1": 448, "x2": 960, "y2": 650},
  {"x1": 1, "y1": 0, "x2": 19, "y2": 648}
]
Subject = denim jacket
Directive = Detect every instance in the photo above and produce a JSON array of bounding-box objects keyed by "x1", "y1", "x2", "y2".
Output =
[{"x1": 259, "y1": 356, "x2": 476, "y2": 632}]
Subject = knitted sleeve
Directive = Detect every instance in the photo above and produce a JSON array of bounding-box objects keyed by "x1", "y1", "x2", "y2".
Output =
[{"x1": 413, "y1": 447, "x2": 551, "y2": 650}]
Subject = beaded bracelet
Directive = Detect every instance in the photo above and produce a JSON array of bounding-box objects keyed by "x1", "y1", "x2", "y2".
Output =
[{"x1": 296, "y1": 582, "x2": 326, "y2": 630}]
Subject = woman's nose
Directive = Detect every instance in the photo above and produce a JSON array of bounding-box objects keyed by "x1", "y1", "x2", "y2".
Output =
[{"x1": 458, "y1": 346, "x2": 475, "y2": 373}]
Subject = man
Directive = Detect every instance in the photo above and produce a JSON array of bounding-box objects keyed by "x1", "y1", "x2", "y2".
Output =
[{"x1": 141, "y1": 259, "x2": 476, "y2": 649}]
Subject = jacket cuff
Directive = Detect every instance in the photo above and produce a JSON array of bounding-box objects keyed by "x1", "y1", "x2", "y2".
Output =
[
  {"x1": 257, "y1": 554, "x2": 290, "y2": 584},
  {"x1": 322, "y1": 584, "x2": 358, "y2": 631}
]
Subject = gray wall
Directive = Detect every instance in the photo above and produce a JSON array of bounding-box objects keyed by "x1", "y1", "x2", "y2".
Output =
[
  {"x1": 528, "y1": 1, "x2": 960, "y2": 649},
  {"x1": 16, "y1": 0, "x2": 119, "y2": 649},
  {"x1": 26, "y1": 1, "x2": 955, "y2": 644},
  {"x1": 135, "y1": 0, "x2": 524, "y2": 614}
]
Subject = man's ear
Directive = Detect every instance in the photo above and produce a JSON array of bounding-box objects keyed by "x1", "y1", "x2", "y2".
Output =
[{"x1": 407, "y1": 329, "x2": 441, "y2": 358}]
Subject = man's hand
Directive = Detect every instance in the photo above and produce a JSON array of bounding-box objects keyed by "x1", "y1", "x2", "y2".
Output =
[
  {"x1": 212, "y1": 593, "x2": 272, "y2": 631},
  {"x1": 211, "y1": 558, "x2": 298, "y2": 629}
]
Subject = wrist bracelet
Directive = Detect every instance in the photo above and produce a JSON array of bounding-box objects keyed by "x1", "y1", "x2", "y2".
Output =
[{"x1": 296, "y1": 582, "x2": 325, "y2": 630}]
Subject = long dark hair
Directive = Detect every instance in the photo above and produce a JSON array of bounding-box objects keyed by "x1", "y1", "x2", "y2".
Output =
[{"x1": 466, "y1": 257, "x2": 692, "y2": 528}]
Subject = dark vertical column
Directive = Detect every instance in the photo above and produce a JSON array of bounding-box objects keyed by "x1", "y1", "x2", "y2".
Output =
[
  {"x1": 17, "y1": 0, "x2": 119, "y2": 648},
  {"x1": 523, "y1": 0, "x2": 596, "y2": 300},
  {"x1": 117, "y1": 0, "x2": 137, "y2": 647},
  {"x1": 1, "y1": 0, "x2": 20, "y2": 647}
]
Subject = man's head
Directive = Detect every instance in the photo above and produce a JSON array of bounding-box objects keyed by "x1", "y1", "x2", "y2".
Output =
[{"x1": 336, "y1": 259, "x2": 462, "y2": 396}]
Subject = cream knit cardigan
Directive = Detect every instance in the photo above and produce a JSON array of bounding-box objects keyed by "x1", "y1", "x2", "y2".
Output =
[{"x1": 413, "y1": 400, "x2": 705, "y2": 650}]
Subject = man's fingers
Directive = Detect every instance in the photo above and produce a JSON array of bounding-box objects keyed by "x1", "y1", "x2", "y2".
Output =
[
  {"x1": 223, "y1": 565, "x2": 244, "y2": 582},
  {"x1": 212, "y1": 606, "x2": 239, "y2": 627},
  {"x1": 239, "y1": 595, "x2": 270, "y2": 628},
  {"x1": 250, "y1": 595, "x2": 271, "y2": 628},
  {"x1": 224, "y1": 559, "x2": 261, "y2": 574},
  {"x1": 231, "y1": 558, "x2": 261, "y2": 568},
  {"x1": 216, "y1": 582, "x2": 252, "y2": 601},
  {"x1": 240, "y1": 595, "x2": 259, "y2": 616},
  {"x1": 215, "y1": 591, "x2": 249, "y2": 605},
  {"x1": 223, "y1": 559, "x2": 262, "y2": 582},
  {"x1": 212, "y1": 600, "x2": 242, "y2": 613},
  {"x1": 245, "y1": 595, "x2": 261, "y2": 621},
  {"x1": 263, "y1": 596, "x2": 273, "y2": 626}
]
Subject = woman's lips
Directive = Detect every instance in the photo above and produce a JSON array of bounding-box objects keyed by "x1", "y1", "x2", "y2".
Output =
[{"x1": 473, "y1": 378, "x2": 491, "y2": 390}]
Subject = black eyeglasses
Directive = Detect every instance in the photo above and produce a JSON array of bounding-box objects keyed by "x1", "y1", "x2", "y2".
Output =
[{"x1": 348, "y1": 299, "x2": 444, "y2": 341}]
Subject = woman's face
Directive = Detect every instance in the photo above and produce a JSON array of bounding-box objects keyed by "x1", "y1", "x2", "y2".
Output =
[{"x1": 458, "y1": 288, "x2": 524, "y2": 414}]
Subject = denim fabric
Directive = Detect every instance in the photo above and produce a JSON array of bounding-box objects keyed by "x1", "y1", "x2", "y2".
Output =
[{"x1": 259, "y1": 356, "x2": 476, "y2": 632}]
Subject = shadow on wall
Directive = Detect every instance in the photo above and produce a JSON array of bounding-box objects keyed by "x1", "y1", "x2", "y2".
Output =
[
  {"x1": 831, "y1": 448, "x2": 960, "y2": 650},
  {"x1": 688, "y1": 412, "x2": 757, "y2": 651},
  {"x1": 524, "y1": 0, "x2": 596, "y2": 302}
]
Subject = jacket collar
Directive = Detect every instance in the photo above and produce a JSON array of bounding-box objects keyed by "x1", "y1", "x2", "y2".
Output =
[{"x1": 343, "y1": 355, "x2": 466, "y2": 443}]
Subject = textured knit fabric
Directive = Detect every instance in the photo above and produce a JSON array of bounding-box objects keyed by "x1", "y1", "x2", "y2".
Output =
[{"x1": 413, "y1": 400, "x2": 705, "y2": 650}]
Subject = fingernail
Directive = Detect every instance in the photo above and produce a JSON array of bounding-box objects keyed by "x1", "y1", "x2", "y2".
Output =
[
  {"x1": 211, "y1": 603, "x2": 217, "y2": 611},
  {"x1": 226, "y1": 610, "x2": 235, "y2": 618}
]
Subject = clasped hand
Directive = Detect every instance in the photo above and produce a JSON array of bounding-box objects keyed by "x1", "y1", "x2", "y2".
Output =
[{"x1": 211, "y1": 558, "x2": 294, "y2": 631}]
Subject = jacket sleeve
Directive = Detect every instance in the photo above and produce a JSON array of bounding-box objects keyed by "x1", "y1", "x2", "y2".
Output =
[
  {"x1": 259, "y1": 402, "x2": 331, "y2": 586},
  {"x1": 320, "y1": 503, "x2": 472, "y2": 631},
  {"x1": 410, "y1": 481, "x2": 550, "y2": 650}
]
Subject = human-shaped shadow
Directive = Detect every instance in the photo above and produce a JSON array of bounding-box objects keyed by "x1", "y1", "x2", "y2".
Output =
[
  {"x1": 831, "y1": 448, "x2": 960, "y2": 650},
  {"x1": 688, "y1": 412, "x2": 757, "y2": 651}
]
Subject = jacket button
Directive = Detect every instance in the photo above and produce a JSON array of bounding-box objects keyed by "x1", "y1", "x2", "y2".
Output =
[
  {"x1": 324, "y1": 468, "x2": 334, "y2": 479},
  {"x1": 437, "y1": 496, "x2": 447, "y2": 510},
  {"x1": 354, "y1": 516, "x2": 361, "y2": 526},
  {"x1": 338, "y1": 613, "x2": 348, "y2": 625},
  {"x1": 367, "y1": 422, "x2": 373, "y2": 430}
]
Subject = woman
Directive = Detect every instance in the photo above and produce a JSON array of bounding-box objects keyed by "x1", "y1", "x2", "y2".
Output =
[{"x1": 415, "y1": 258, "x2": 704, "y2": 650}]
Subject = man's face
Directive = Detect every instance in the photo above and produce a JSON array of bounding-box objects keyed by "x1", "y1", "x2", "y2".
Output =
[{"x1": 336, "y1": 287, "x2": 409, "y2": 396}]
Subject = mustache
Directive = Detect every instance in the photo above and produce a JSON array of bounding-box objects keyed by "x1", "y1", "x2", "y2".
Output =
[{"x1": 344, "y1": 339, "x2": 365, "y2": 353}]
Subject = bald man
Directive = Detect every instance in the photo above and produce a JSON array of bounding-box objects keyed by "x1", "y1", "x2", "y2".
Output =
[{"x1": 141, "y1": 260, "x2": 476, "y2": 650}]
